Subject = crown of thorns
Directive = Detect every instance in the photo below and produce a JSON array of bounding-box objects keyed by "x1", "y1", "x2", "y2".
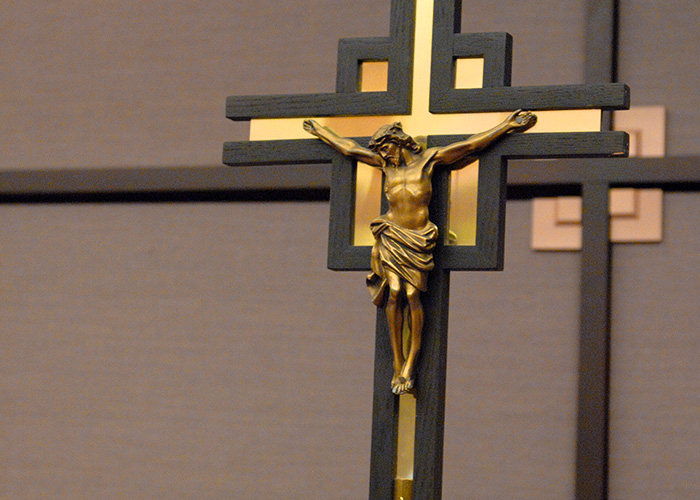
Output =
[{"x1": 368, "y1": 122, "x2": 421, "y2": 152}]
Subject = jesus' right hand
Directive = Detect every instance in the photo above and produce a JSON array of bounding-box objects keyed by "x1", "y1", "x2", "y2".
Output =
[{"x1": 303, "y1": 119, "x2": 320, "y2": 136}]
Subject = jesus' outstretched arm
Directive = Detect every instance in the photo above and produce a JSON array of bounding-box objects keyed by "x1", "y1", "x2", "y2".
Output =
[
  {"x1": 432, "y1": 109, "x2": 537, "y2": 166},
  {"x1": 303, "y1": 119, "x2": 383, "y2": 168}
]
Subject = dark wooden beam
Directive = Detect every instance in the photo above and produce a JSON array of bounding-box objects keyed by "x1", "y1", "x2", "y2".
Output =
[
  {"x1": 368, "y1": 310, "x2": 398, "y2": 500},
  {"x1": 508, "y1": 157, "x2": 700, "y2": 186},
  {"x1": 412, "y1": 165, "x2": 452, "y2": 500},
  {"x1": 584, "y1": 0, "x2": 618, "y2": 132},
  {"x1": 2, "y1": 157, "x2": 699, "y2": 198},
  {"x1": 575, "y1": 181, "x2": 612, "y2": 500},
  {"x1": 0, "y1": 165, "x2": 330, "y2": 196},
  {"x1": 431, "y1": 83, "x2": 629, "y2": 114},
  {"x1": 585, "y1": 0, "x2": 618, "y2": 85}
]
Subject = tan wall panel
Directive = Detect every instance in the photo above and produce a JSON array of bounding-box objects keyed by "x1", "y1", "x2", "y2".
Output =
[
  {"x1": 609, "y1": 193, "x2": 700, "y2": 499},
  {"x1": 3, "y1": 0, "x2": 700, "y2": 168},
  {"x1": 444, "y1": 200, "x2": 580, "y2": 499},
  {"x1": 2, "y1": 194, "x2": 699, "y2": 498},
  {"x1": 0, "y1": 200, "x2": 583, "y2": 499},
  {"x1": 0, "y1": 202, "x2": 375, "y2": 499},
  {"x1": 460, "y1": 0, "x2": 587, "y2": 86},
  {"x1": 0, "y1": 1, "x2": 389, "y2": 170},
  {"x1": 1, "y1": 0, "x2": 592, "y2": 171},
  {"x1": 618, "y1": 0, "x2": 700, "y2": 155}
]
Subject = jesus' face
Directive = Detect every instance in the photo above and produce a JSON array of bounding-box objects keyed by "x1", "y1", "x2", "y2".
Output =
[{"x1": 378, "y1": 141, "x2": 401, "y2": 168}]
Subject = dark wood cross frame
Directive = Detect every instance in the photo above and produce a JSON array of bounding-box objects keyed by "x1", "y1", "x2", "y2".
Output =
[{"x1": 223, "y1": 1, "x2": 629, "y2": 499}]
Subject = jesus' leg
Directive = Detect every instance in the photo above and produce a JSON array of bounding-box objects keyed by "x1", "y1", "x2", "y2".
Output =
[
  {"x1": 398, "y1": 282, "x2": 422, "y2": 393},
  {"x1": 384, "y1": 271, "x2": 405, "y2": 393}
]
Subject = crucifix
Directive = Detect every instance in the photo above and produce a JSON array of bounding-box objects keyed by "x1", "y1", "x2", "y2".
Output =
[
  {"x1": 223, "y1": 1, "x2": 629, "y2": 499},
  {"x1": 303, "y1": 110, "x2": 536, "y2": 396}
]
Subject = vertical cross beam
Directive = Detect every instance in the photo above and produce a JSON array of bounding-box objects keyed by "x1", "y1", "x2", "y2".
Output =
[
  {"x1": 576, "y1": 2, "x2": 619, "y2": 498},
  {"x1": 585, "y1": 0, "x2": 619, "y2": 131},
  {"x1": 412, "y1": 166, "x2": 452, "y2": 500},
  {"x1": 576, "y1": 181, "x2": 612, "y2": 500}
]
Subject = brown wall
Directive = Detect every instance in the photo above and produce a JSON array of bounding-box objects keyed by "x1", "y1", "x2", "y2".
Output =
[
  {"x1": 0, "y1": 1, "x2": 391, "y2": 170},
  {"x1": 1, "y1": 1, "x2": 699, "y2": 499}
]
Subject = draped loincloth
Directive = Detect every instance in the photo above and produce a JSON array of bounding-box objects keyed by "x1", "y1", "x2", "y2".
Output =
[{"x1": 366, "y1": 217, "x2": 438, "y2": 306}]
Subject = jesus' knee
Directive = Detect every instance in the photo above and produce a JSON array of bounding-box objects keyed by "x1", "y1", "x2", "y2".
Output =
[
  {"x1": 387, "y1": 286, "x2": 402, "y2": 306},
  {"x1": 385, "y1": 272, "x2": 403, "y2": 306},
  {"x1": 405, "y1": 286, "x2": 421, "y2": 308}
]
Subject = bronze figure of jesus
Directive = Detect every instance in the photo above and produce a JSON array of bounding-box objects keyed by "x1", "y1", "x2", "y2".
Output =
[{"x1": 304, "y1": 110, "x2": 537, "y2": 394}]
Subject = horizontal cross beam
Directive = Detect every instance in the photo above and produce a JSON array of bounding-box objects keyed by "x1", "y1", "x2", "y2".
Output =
[
  {"x1": 223, "y1": 139, "x2": 332, "y2": 165},
  {"x1": 429, "y1": 83, "x2": 630, "y2": 113},
  {"x1": 222, "y1": 131, "x2": 629, "y2": 167},
  {"x1": 509, "y1": 157, "x2": 700, "y2": 185},
  {"x1": 228, "y1": 83, "x2": 630, "y2": 121},
  {"x1": 430, "y1": 131, "x2": 629, "y2": 158},
  {"x1": 6, "y1": 156, "x2": 699, "y2": 198}
]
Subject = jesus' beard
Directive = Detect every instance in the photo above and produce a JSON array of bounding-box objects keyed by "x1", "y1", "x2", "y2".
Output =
[{"x1": 386, "y1": 155, "x2": 401, "y2": 168}]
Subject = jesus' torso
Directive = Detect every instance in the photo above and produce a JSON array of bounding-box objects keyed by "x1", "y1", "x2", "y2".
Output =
[{"x1": 381, "y1": 149, "x2": 438, "y2": 230}]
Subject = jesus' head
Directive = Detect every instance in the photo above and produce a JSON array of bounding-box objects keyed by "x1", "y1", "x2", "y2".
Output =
[{"x1": 368, "y1": 123, "x2": 423, "y2": 167}]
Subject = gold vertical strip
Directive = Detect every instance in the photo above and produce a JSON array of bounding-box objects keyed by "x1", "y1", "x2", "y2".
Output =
[
  {"x1": 392, "y1": 4, "x2": 430, "y2": 498},
  {"x1": 395, "y1": 393, "x2": 416, "y2": 480},
  {"x1": 395, "y1": 309, "x2": 416, "y2": 498},
  {"x1": 394, "y1": 478, "x2": 413, "y2": 500}
]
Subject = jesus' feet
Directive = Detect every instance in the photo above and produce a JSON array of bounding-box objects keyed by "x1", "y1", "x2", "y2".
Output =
[
  {"x1": 392, "y1": 375, "x2": 403, "y2": 394},
  {"x1": 391, "y1": 376, "x2": 415, "y2": 395},
  {"x1": 390, "y1": 364, "x2": 414, "y2": 394}
]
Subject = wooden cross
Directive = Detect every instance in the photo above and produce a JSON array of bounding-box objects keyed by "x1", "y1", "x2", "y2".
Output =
[{"x1": 223, "y1": 1, "x2": 629, "y2": 499}]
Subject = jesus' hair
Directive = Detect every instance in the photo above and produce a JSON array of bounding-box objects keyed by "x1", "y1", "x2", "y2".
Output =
[{"x1": 368, "y1": 122, "x2": 423, "y2": 153}]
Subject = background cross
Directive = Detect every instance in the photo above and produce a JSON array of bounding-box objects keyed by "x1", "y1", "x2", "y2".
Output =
[{"x1": 223, "y1": 1, "x2": 629, "y2": 499}]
